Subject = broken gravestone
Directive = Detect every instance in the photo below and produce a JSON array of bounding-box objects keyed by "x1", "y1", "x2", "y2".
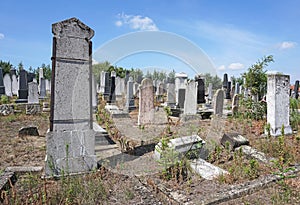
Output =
[{"x1": 220, "y1": 132, "x2": 249, "y2": 151}]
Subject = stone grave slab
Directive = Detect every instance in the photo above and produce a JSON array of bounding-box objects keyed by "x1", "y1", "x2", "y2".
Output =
[{"x1": 220, "y1": 132, "x2": 249, "y2": 151}]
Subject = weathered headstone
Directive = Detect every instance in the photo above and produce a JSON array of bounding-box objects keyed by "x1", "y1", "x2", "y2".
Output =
[
  {"x1": 294, "y1": 80, "x2": 299, "y2": 99},
  {"x1": 175, "y1": 72, "x2": 188, "y2": 107},
  {"x1": 235, "y1": 82, "x2": 240, "y2": 95},
  {"x1": 178, "y1": 89, "x2": 186, "y2": 109},
  {"x1": 0, "y1": 68, "x2": 5, "y2": 96},
  {"x1": 213, "y1": 89, "x2": 224, "y2": 117},
  {"x1": 92, "y1": 74, "x2": 97, "y2": 112},
  {"x1": 184, "y1": 80, "x2": 197, "y2": 115},
  {"x1": 28, "y1": 82, "x2": 39, "y2": 104},
  {"x1": 222, "y1": 73, "x2": 228, "y2": 90},
  {"x1": 115, "y1": 76, "x2": 125, "y2": 97},
  {"x1": 39, "y1": 78, "x2": 46, "y2": 98},
  {"x1": 10, "y1": 68, "x2": 18, "y2": 96},
  {"x1": 45, "y1": 79, "x2": 51, "y2": 92},
  {"x1": 125, "y1": 77, "x2": 135, "y2": 111},
  {"x1": 3, "y1": 74, "x2": 12, "y2": 97},
  {"x1": 138, "y1": 78, "x2": 155, "y2": 125},
  {"x1": 157, "y1": 82, "x2": 164, "y2": 102},
  {"x1": 133, "y1": 82, "x2": 139, "y2": 96},
  {"x1": 232, "y1": 94, "x2": 239, "y2": 115},
  {"x1": 45, "y1": 18, "x2": 96, "y2": 176},
  {"x1": 103, "y1": 72, "x2": 110, "y2": 101},
  {"x1": 225, "y1": 81, "x2": 231, "y2": 99},
  {"x1": 195, "y1": 76, "x2": 205, "y2": 104},
  {"x1": 166, "y1": 83, "x2": 176, "y2": 106},
  {"x1": 16, "y1": 69, "x2": 28, "y2": 102},
  {"x1": 99, "y1": 71, "x2": 106, "y2": 93},
  {"x1": 266, "y1": 73, "x2": 292, "y2": 136}
]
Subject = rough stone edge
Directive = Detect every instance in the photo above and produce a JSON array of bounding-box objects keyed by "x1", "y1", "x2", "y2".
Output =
[{"x1": 5, "y1": 166, "x2": 43, "y2": 173}]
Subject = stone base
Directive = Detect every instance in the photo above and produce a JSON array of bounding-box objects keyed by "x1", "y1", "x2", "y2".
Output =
[
  {"x1": 45, "y1": 129, "x2": 97, "y2": 176},
  {"x1": 180, "y1": 114, "x2": 201, "y2": 122},
  {"x1": 26, "y1": 104, "x2": 41, "y2": 115},
  {"x1": 265, "y1": 125, "x2": 293, "y2": 137},
  {"x1": 15, "y1": 99, "x2": 28, "y2": 104}
]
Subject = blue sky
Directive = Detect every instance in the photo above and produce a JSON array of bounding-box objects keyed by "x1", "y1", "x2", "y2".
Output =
[{"x1": 0, "y1": 0, "x2": 299, "y2": 82}]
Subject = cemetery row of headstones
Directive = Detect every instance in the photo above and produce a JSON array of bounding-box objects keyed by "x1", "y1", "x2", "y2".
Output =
[{"x1": 0, "y1": 67, "x2": 51, "y2": 102}]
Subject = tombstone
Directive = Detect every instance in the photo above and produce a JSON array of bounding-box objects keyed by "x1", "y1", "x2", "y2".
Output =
[
  {"x1": 39, "y1": 68, "x2": 44, "y2": 82},
  {"x1": 222, "y1": 73, "x2": 228, "y2": 90},
  {"x1": 138, "y1": 78, "x2": 155, "y2": 125},
  {"x1": 213, "y1": 89, "x2": 224, "y2": 117},
  {"x1": 166, "y1": 83, "x2": 176, "y2": 107},
  {"x1": 92, "y1": 74, "x2": 97, "y2": 112},
  {"x1": 109, "y1": 71, "x2": 116, "y2": 103},
  {"x1": 27, "y1": 72, "x2": 35, "y2": 83},
  {"x1": 133, "y1": 82, "x2": 139, "y2": 96},
  {"x1": 125, "y1": 77, "x2": 135, "y2": 111},
  {"x1": 294, "y1": 80, "x2": 299, "y2": 99},
  {"x1": 45, "y1": 79, "x2": 51, "y2": 92},
  {"x1": 157, "y1": 82, "x2": 164, "y2": 102},
  {"x1": 45, "y1": 18, "x2": 96, "y2": 176},
  {"x1": 225, "y1": 81, "x2": 231, "y2": 99},
  {"x1": 0, "y1": 67, "x2": 5, "y2": 96},
  {"x1": 195, "y1": 76, "x2": 205, "y2": 104},
  {"x1": 27, "y1": 82, "x2": 39, "y2": 104},
  {"x1": 232, "y1": 94, "x2": 239, "y2": 115},
  {"x1": 184, "y1": 80, "x2": 197, "y2": 115},
  {"x1": 99, "y1": 71, "x2": 106, "y2": 94},
  {"x1": 39, "y1": 78, "x2": 46, "y2": 98},
  {"x1": 103, "y1": 72, "x2": 110, "y2": 101},
  {"x1": 16, "y1": 69, "x2": 28, "y2": 103},
  {"x1": 115, "y1": 77, "x2": 125, "y2": 97},
  {"x1": 175, "y1": 72, "x2": 188, "y2": 107},
  {"x1": 235, "y1": 82, "x2": 240, "y2": 95},
  {"x1": 266, "y1": 73, "x2": 292, "y2": 136},
  {"x1": 11, "y1": 69, "x2": 18, "y2": 96},
  {"x1": 3, "y1": 74, "x2": 12, "y2": 97},
  {"x1": 208, "y1": 83, "x2": 213, "y2": 101}
]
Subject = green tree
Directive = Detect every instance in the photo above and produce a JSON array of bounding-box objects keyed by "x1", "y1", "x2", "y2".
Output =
[
  {"x1": 204, "y1": 73, "x2": 222, "y2": 90},
  {"x1": 92, "y1": 61, "x2": 111, "y2": 84},
  {"x1": 242, "y1": 55, "x2": 274, "y2": 100},
  {"x1": 0, "y1": 60, "x2": 13, "y2": 74}
]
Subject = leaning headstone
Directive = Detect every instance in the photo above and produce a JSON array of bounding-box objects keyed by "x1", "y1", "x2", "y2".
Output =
[
  {"x1": 10, "y1": 68, "x2": 18, "y2": 96},
  {"x1": 266, "y1": 73, "x2": 292, "y2": 136},
  {"x1": 0, "y1": 68, "x2": 5, "y2": 96},
  {"x1": 27, "y1": 82, "x2": 39, "y2": 104},
  {"x1": 232, "y1": 94, "x2": 239, "y2": 115},
  {"x1": 16, "y1": 69, "x2": 28, "y2": 103},
  {"x1": 225, "y1": 81, "x2": 231, "y2": 99},
  {"x1": 294, "y1": 80, "x2": 299, "y2": 99},
  {"x1": 138, "y1": 78, "x2": 155, "y2": 125},
  {"x1": 45, "y1": 18, "x2": 96, "y2": 176},
  {"x1": 213, "y1": 89, "x2": 224, "y2": 117},
  {"x1": 184, "y1": 80, "x2": 197, "y2": 115},
  {"x1": 39, "y1": 78, "x2": 46, "y2": 98},
  {"x1": 166, "y1": 83, "x2": 176, "y2": 107},
  {"x1": 195, "y1": 76, "x2": 205, "y2": 104},
  {"x1": 3, "y1": 74, "x2": 12, "y2": 97},
  {"x1": 125, "y1": 77, "x2": 135, "y2": 111}
]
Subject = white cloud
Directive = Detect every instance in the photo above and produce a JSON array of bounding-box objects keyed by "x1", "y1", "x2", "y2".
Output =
[
  {"x1": 217, "y1": 65, "x2": 226, "y2": 70},
  {"x1": 0, "y1": 33, "x2": 4, "y2": 40},
  {"x1": 116, "y1": 13, "x2": 159, "y2": 31},
  {"x1": 278, "y1": 41, "x2": 297, "y2": 50},
  {"x1": 228, "y1": 62, "x2": 244, "y2": 70}
]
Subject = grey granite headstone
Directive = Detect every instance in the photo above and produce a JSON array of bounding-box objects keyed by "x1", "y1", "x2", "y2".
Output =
[
  {"x1": 196, "y1": 76, "x2": 205, "y2": 104},
  {"x1": 213, "y1": 89, "x2": 224, "y2": 117},
  {"x1": 109, "y1": 71, "x2": 116, "y2": 103},
  {"x1": 208, "y1": 83, "x2": 213, "y2": 101},
  {"x1": 45, "y1": 18, "x2": 96, "y2": 176},
  {"x1": 99, "y1": 71, "x2": 106, "y2": 94},
  {"x1": 3, "y1": 74, "x2": 12, "y2": 97},
  {"x1": 92, "y1": 74, "x2": 97, "y2": 112},
  {"x1": 235, "y1": 82, "x2": 240, "y2": 95},
  {"x1": 103, "y1": 72, "x2": 110, "y2": 100},
  {"x1": 16, "y1": 69, "x2": 28, "y2": 102},
  {"x1": 115, "y1": 76, "x2": 125, "y2": 97},
  {"x1": 232, "y1": 94, "x2": 239, "y2": 115},
  {"x1": 294, "y1": 80, "x2": 299, "y2": 99},
  {"x1": 28, "y1": 82, "x2": 39, "y2": 104},
  {"x1": 166, "y1": 83, "x2": 176, "y2": 106},
  {"x1": 0, "y1": 67, "x2": 5, "y2": 96},
  {"x1": 266, "y1": 73, "x2": 292, "y2": 136},
  {"x1": 178, "y1": 89, "x2": 186, "y2": 109},
  {"x1": 125, "y1": 77, "x2": 135, "y2": 111},
  {"x1": 133, "y1": 82, "x2": 139, "y2": 96},
  {"x1": 222, "y1": 73, "x2": 228, "y2": 90},
  {"x1": 184, "y1": 80, "x2": 197, "y2": 115},
  {"x1": 225, "y1": 81, "x2": 231, "y2": 99},
  {"x1": 175, "y1": 72, "x2": 187, "y2": 106},
  {"x1": 45, "y1": 79, "x2": 51, "y2": 92},
  {"x1": 39, "y1": 78, "x2": 46, "y2": 98},
  {"x1": 27, "y1": 72, "x2": 35, "y2": 83},
  {"x1": 138, "y1": 78, "x2": 155, "y2": 125}
]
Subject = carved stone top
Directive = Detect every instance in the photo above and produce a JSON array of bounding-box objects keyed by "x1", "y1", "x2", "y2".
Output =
[{"x1": 52, "y1": 17, "x2": 94, "y2": 40}]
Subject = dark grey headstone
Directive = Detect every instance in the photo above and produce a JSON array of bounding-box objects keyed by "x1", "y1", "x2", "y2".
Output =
[
  {"x1": 225, "y1": 81, "x2": 231, "y2": 99},
  {"x1": 223, "y1": 73, "x2": 228, "y2": 89},
  {"x1": 109, "y1": 71, "x2": 116, "y2": 103},
  {"x1": 220, "y1": 133, "x2": 249, "y2": 151},
  {"x1": 178, "y1": 88, "x2": 186, "y2": 108},
  {"x1": 196, "y1": 77, "x2": 205, "y2": 104},
  {"x1": 17, "y1": 69, "x2": 28, "y2": 101},
  {"x1": 39, "y1": 78, "x2": 46, "y2": 98},
  {"x1": 294, "y1": 80, "x2": 299, "y2": 99},
  {"x1": 0, "y1": 67, "x2": 5, "y2": 96},
  {"x1": 27, "y1": 72, "x2": 35, "y2": 83}
]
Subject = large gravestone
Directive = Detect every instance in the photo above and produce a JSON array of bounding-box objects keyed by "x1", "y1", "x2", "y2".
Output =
[
  {"x1": 223, "y1": 73, "x2": 228, "y2": 90},
  {"x1": 294, "y1": 80, "x2": 299, "y2": 99},
  {"x1": 138, "y1": 78, "x2": 155, "y2": 125},
  {"x1": 45, "y1": 18, "x2": 96, "y2": 176},
  {"x1": 3, "y1": 74, "x2": 12, "y2": 97},
  {"x1": 196, "y1": 76, "x2": 205, "y2": 104},
  {"x1": 28, "y1": 82, "x2": 39, "y2": 104},
  {"x1": 266, "y1": 73, "x2": 292, "y2": 136},
  {"x1": 178, "y1": 89, "x2": 186, "y2": 109},
  {"x1": 125, "y1": 77, "x2": 135, "y2": 111},
  {"x1": 109, "y1": 71, "x2": 116, "y2": 103},
  {"x1": 166, "y1": 83, "x2": 176, "y2": 107},
  {"x1": 115, "y1": 76, "x2": 125, "y2": 97},
  {"x1": 39, "y1": 78, "x2": 46, "y2": 98},
  {"x1": 99, "y1": 71, "x2": 106, "y2": 94},
  {"x1": 16, "y1": 69, "x2": 28, "y2": 103},
  {"x1": 184, "y1": 80, "x2": 197, "y2": 115},
  {"x1": 175, "y1": 72, "x2": 187, "y2": 107},
  {"x1": 0, "y1": 67, "x2": 5, "y2": 96},
  {"x1": 225, "y1": 81, "x2": 231, "y2": 99},
  {"x1": 213, "y1": 89, "x2": 224, "y2": 117},
  {"x1": 103, "y1": 72, "x2": 110, "y2": 101}
]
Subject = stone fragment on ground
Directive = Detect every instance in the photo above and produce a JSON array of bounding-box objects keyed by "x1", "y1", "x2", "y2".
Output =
[
  {"x1": 190, "y1": 158, "x2": 228, "y2": 180},
  {"x1": 236, "y1": 145, "x2": 269, "y2": 163},
  {"x1": 18, "y1": 126, "x2": 39, "y2": 137},
  {"x1": 220, "y1": 132, "x2": 249, "y2": 150}
]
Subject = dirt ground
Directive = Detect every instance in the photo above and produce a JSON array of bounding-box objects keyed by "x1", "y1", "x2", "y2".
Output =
[{"x1": 0, "y1": 111, "x2": 300, "y2": 204}]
